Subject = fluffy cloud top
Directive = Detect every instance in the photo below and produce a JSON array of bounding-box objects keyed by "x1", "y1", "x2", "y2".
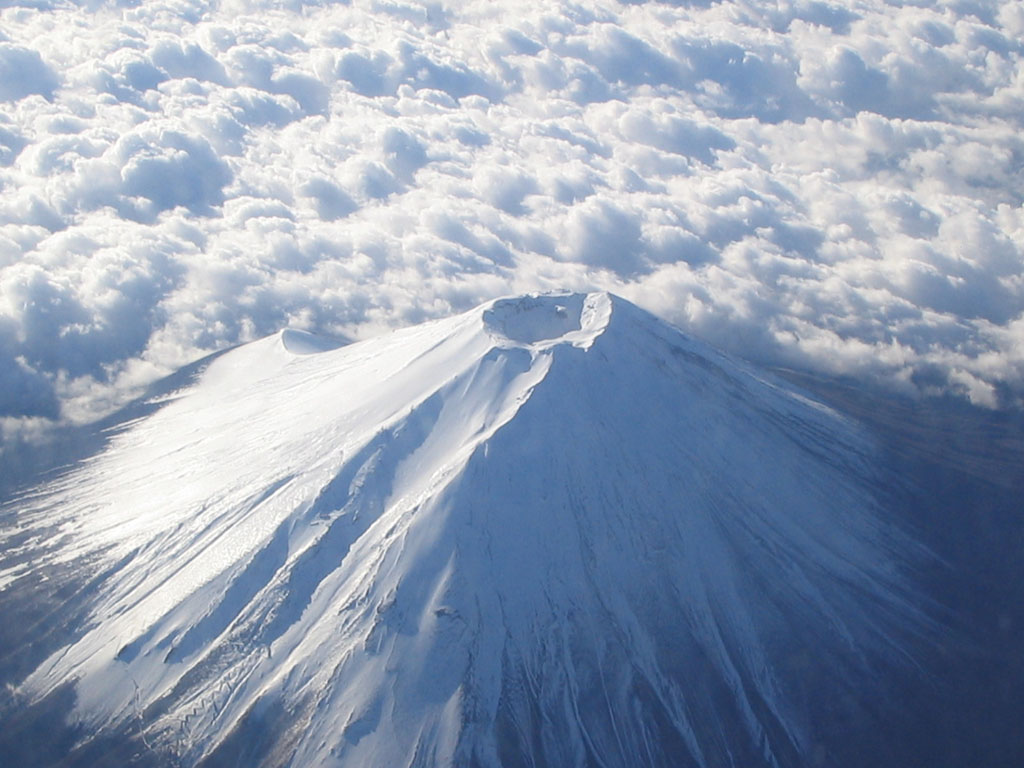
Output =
[
  {"x1": 1, "y1": 0, "x2": 1023, "y2": 431},
  {"x1": 0, "y1": 42, "x2": 58, "y2": 102}
]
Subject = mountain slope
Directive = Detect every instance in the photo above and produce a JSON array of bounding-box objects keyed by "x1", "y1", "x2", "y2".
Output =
[{"x1": 2, "y1": 292, "x2": 929, "y2": 768}]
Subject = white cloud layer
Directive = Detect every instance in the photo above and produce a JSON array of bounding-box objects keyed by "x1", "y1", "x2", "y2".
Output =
[{"x1": 1, "y1": 0, "x2": 1023, "y2": 426}]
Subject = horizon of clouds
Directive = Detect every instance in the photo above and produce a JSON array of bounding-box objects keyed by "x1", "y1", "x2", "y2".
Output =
[{"x1": 1, "y1": 0, "x2": 1023, "y2": 442}]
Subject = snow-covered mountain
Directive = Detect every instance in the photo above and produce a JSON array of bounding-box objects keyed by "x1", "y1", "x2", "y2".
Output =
[{"x1": 1, "y1": 292, "x2": 930, "y2": 768}]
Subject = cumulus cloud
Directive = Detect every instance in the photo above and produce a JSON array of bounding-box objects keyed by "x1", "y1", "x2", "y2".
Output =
[
  {"x1": 0, "y1": 0, "x2": 1023, "y2": 431},
  {"x1": 0, "y1": 43, "x2": 58, "y2": 102}
]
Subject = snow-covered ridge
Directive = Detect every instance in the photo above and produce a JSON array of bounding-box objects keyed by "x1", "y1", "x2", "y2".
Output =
[{"x1": 5, "y1": 292, "x2": 927, "y2": 768}]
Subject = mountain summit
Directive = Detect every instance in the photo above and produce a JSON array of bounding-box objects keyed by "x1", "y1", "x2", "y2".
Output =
[{"x1": 5, "y1": 292, "x2": 927, "y2": 767}]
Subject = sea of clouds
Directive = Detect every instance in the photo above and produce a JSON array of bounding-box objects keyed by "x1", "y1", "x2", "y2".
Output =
[{"x1": 1, "y1": 0, "x2": 1022, "y2": 441}]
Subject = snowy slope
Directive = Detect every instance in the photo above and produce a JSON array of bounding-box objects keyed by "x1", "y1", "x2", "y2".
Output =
[{"x1": 3, "y1": 292, "x2": 928, "y2": 768}]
